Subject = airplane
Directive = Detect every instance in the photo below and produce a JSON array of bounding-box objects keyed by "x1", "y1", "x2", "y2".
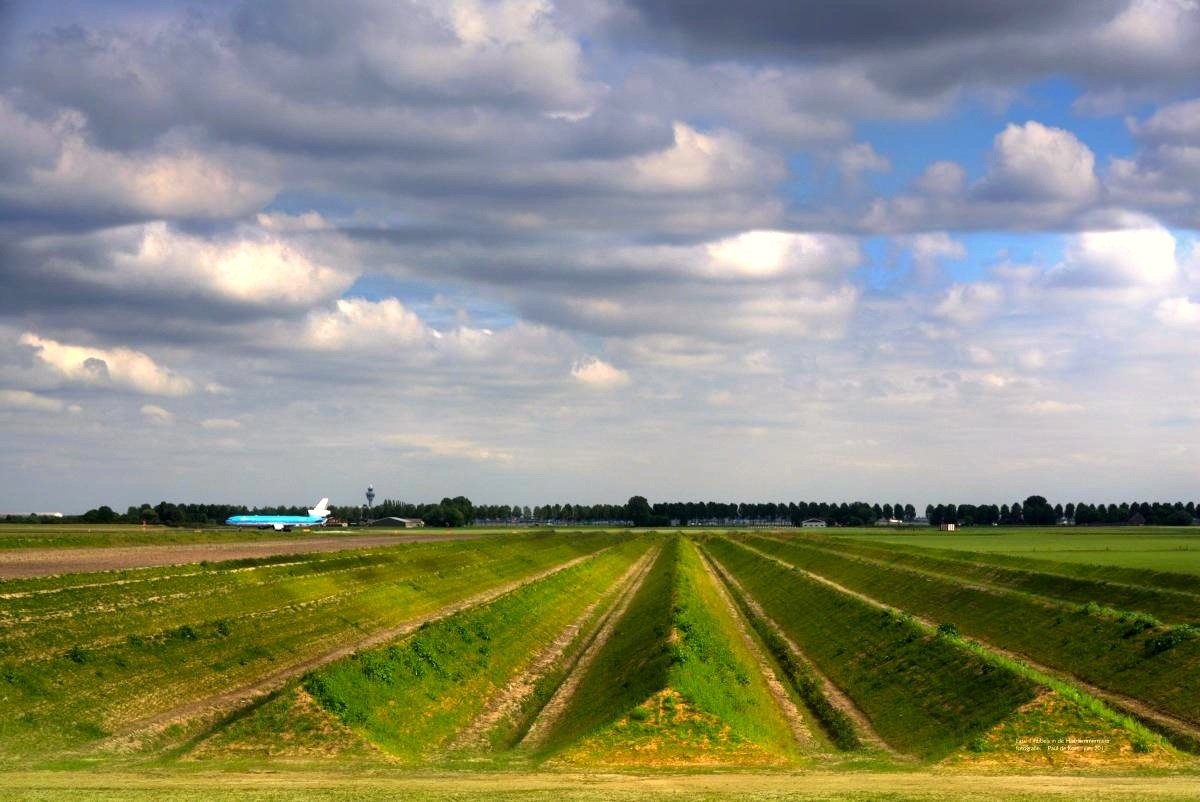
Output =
[{"x1": 225, "y1": 498, "x2": 330, "y2": 531}]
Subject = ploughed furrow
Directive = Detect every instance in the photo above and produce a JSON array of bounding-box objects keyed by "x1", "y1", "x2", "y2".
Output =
[
  {"x1": 706, "y1": 537, "x2": 1039, "y2": 762},
  {"x1": 451, "y1": 543, "x2": 659, "y2": 753},
  {"x1": 743, "y1": 534, "x2": 1200, "y2": 733},
  {"x1": 785, "y1": 533, "x2": 1200, "y2": 624},
  {"x1": 531, "y1": 537, "x2": 818, "y2": 766},
  {"x1": 292, "y1": 539, "x2": 651, "y2": 762},
  {"x1": 0, "y1": 532, "x2": 624, "y2": 761},
  {"x1": 738, "y1": 537, "x2": 1197, "y2": 757},
  {"x1": 700, "y1": 544, "x2": 879, "y2": 754}
]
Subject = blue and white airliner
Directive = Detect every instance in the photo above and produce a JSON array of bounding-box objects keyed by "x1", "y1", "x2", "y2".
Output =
[{"x1": 225, "y1": 498, "x2": 330, "y2": 531}]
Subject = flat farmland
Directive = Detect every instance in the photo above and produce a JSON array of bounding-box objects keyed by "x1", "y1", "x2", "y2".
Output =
[
  {"x1": 0, "y1": 527, "x2": 1197, "y2": 800},
  {"x1": 833, "y1": 527, "x2": 1200, "y2": 576}
]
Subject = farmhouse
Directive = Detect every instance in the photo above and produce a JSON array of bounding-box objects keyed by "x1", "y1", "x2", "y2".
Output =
[
  {"x1": 939, "y1": 523, "x2": 956, "y2": 532},
  {"x1": 801, "y1": 518, "x2": 827, "y2": 528}
]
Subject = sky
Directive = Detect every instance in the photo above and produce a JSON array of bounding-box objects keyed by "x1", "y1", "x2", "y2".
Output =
[{"x1": 1, "y1": 0, "x2": 1199, "y2": 512}]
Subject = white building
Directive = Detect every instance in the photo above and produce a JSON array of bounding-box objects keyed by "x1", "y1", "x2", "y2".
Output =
[{"x1": 801, "y1": 518, "x2": 827, "y2": 528}]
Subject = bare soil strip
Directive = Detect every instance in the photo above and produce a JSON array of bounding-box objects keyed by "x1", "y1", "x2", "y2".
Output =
[
  {"x1": 449, "y1": 545, "x2": 657, "y2": 752},
  {"x1": 703, "y1": 546, "x2": 897, "y2": 757},
  {"x1": 694, "y1": 546, "x2": 818, "y2": 750},
  {"x1": 0, "y1": 532, "x2": 493, "y2": 579},
  {"x1": 102, "y1": 547, "x2": 614, "y2": 752},
  {"x1": 737, "y1": 540, "x2": 1200, "y2": 751},
  {"x1": 519, "y1": 544, "x2": 663, "y2": 748}
]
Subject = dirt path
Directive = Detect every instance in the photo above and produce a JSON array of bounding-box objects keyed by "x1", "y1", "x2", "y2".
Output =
[
  {"x1": 450, "y1": 544, "x2": 657, "y2": 752},
  {"x1": 103, "y1": 547, "x2": 613, "y2": 752},
  {"x1": 737, "y1": 540, "x2": 1200, "y2": 751},
  {"x1": 519, "y1": 544, "x2": 663, "y2": 748},
  {"x1": 0, "y1": 532, "x2": 492, "y2": 579},
  {"x1": 703, "y1": 546, "x2": 897, "y2": 757},
  {"x1": 694, "y1": 546, "x2": 817, "y2": 751}
]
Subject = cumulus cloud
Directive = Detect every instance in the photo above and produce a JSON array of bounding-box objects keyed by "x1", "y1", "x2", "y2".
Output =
[
  {"x1": 0, "y1": 98, "x2": 272, "y2": 223},
  {"x1": 0, "y1": 389, "x2": 80, "y2": 414},
  {"x1": 19, "y1": 333, "x2": 194, "y2": 396},
  {"x1": 976, "y1": 121, "x2": 1099, "y2": 203},
  {"x1": 571, "y1": 357, "x2": 632, "y2": 389},
  {"x1": 1022, "y1": 400, "x2": 1087, "y2": 415},
  {"x1": 21, "y1": 220, "x2": 355, "y2": 311},
  {"x1": 1155, "y1": 296, "x2": 1200, "y2": 326},
  {"x1": 386, "y1": 433, "x2": 514, "y2": 463},
  {"x1": 140, "y1": 404, "x2": 174, "y2": 423},
  {"x1": 200, "y1": 418, "x2": 242, "y2": 430},
  {"x1": 300, "y1": 298, "x2": 431, "y2": 351},
  {"x1": 933, "y1": 282, "x2": 1004, "y2": 325},
  {"x1": 1048, "y1": 216, "x2": 1178, "y2": 290}
]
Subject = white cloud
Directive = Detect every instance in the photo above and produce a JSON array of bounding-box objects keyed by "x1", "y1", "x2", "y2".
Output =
[
  {"x1": 1155, "y1": 296, "x2": 1200, "y2": 327},
  {"x1": 933, "y1": 282, "x2": 1004, "y2": 325},
  {"x1": 26, "y1": 221, "x2": 355, "y2": 310},
  {"x1": 703, "y1": 230, "x2": 860, "y2": 280},
  {"x1": 915, "y1": 161, "x2": 967, "y2": 196},
  {"x1": 1049, "y1": 216, "x2": 1178, "y2": 290},
  {"x1": 0, "y1": 99, "x2": 272, "y2": 220},
  {"x1": 904, "y1": 232, "x2": 966, "y2": 281},
  {"x1": 140, "y1": 403, "x2": 174, "y2": 423},
  {"x1": 978, "y1": 121, "x2": 1099, "y2": 202},
  {"x1": 19, "y1": 333, "x2": 194, "y2": 396},
  {"x1": 386, "y1": 433, "x2": 513, "y2": 463},
  {"x1": 624, "y1": 122, "x2": 781, "y2": 194},
  {"x1": 838, "y1": 142, "x2": 891, "y2": 176},
  {"x1": 0, "y1": 389, "x2": 79, "y2": 414},
  {"x1": 571, "y1": 357, "x2": 631, "y2": 389},
  {"x1": 199, "y1": 418, "x2": 241, "y2": 430},
  {"x1": 300, "y1": 298, "x2": 431, "y2": 351},
  {"x1": 1022, "y1": 400, "x2": 1086, "y2": 415}
]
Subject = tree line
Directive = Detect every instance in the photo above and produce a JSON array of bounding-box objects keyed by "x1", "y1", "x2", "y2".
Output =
[{"x1": 5, "y1": 494, "x2": 1196, "y2": 528}]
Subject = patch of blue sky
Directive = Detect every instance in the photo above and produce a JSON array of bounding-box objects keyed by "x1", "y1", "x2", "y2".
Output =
[
  {"x1": 857, "y1": 231, "x2": 1066, "y2": 293},
  {"x1": 855, "y1": 77, "x2": 1139, "y2": 197},
  {"x1": 342, "y1": 274, "x2": 521, "y2": 332}
]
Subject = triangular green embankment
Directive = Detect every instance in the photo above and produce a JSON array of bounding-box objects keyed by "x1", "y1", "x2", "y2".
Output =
[
  {"x1": 537, "y1": 536, "x2": 804, "y2": 766},
  {"x1": 184, "y1": 684, "x2": 379, "y2": 762},
  {"x1": 187, "y1": 539, "x2": 651, "y2": 765},
  {"x1": 944, "y1": 690, "x2": 1183, "y2": 769}
]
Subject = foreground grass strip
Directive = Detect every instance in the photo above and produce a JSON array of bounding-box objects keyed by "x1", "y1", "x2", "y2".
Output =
[
  {"x1": 0, "y1": 531, "x2": 623, "y2": 761},
  {"x1": 788, "y1": 533, "x2": 1200, "y2": 625},
  {"x1": 699, "y1": 544, "x2": 862, "y2": 752},
  {"x1": 301, "y1": 538, "x2": 650, "y2": 762},
  {"x1": 707, "y1": 538, "x2": 1039, "y2": 761},
  {"x1": 744, "y1": 534, "x2": 1200, "y2": 732}
]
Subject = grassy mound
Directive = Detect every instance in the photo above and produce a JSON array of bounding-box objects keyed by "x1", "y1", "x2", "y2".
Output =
[
  {"x1": 799, "y1": 534, "x2": 1199, "y2": 624},
  {"x1": 743, "y1": 534, "x2": 1200, "y2": 732},
  {"x1": 707, "y1": 537, "x2": 1039, "y2": 761},
  {"x1": 0, "y1": 530, "x2": 624, "y2": 761},
  {"x1": 945, "y1": 691, "x2": 1180, "y2": 769},
  {"x1": 299, "y1": 539, "x2": 649, "y2": 762},
  {"x1": 546, "y1": 537, "x2": 801, "y2": 765}
]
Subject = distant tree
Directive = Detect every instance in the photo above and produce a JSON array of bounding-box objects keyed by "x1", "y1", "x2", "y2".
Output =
[{"x1": 627, "y1": 496, "x2": 654, "y2": 527}]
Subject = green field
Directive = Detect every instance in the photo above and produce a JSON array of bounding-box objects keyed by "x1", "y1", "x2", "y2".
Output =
[
  {"x1": 1, "y1": 526, "x2": 1197, "y2": 799},
  {"x1": 835, "y1": 527, "x2": 1200, "y2": 576}
]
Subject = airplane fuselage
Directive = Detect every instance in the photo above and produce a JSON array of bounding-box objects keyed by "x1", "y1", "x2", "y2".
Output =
[{"x1": 224, "y1": 514, "x2": 327, "y2": 531}]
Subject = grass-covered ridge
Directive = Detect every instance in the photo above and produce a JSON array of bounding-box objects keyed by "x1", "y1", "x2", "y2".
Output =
[
  {"x1": 706, "y1": 537, "x2": 1040, "y2": 761},
  {"x1": 298, "y1": 537, "x2": 651, "y2": 762},
  {"x1": 0, "y1": 530, "x2": 622, "y2": 762},
  {"x1": 742, "y1": 534, "x2": 1200, "y2": 732},
  {"x1": 550, "y1": 537, "x2": 803, "y2": 765},
  {"x1": 798, "y1": 533, "x2": 1199, "y2": 623}
]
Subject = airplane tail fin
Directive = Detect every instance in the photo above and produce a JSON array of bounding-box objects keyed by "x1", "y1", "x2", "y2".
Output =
[{"x1": 309, "y1": 497, "x2": 330, "y2": 518}]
